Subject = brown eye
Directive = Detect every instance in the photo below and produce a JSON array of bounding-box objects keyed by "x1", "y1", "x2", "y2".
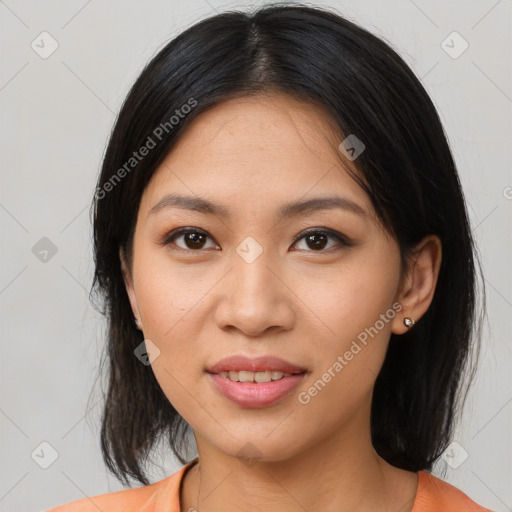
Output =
[
  {"x1": 163, "y1": 228, "x2": 218, "y2": 251},
  {"x1": 161, "y1": 227, "x2": 351, "y2": 253},
  {"x1": 292, "y1": 228, "x2": 352, "y2": 252},
  {"x1": 182, "y1": 232, "x2": 207, "y2": 249},
  {"x1": 304, "y1": 233, "x2": 329, "y2": 250}
]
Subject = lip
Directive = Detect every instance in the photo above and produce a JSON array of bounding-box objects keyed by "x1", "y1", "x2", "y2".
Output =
[
  {"x1": 208, "y1": 373, "x2": 306, "y2": 408},
  {"x1": 206, "y1": 354, "x2": 306, "y2": 374},
  {"x1": 206, "y1": 354, "x2": 307, "y2": 408}
]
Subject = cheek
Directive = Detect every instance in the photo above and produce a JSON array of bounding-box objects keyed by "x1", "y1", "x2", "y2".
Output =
[
  {"x1": 134, "y1": 246, "x2": 212, "y2": 337},
  {"x1": 297, "y1": 252, "x2": 400, "y2": 403},
  {"x1": 130, "y1": 253, "x2": 210, "y2": 407},
  {"x1": 132, "y1": 254, "x2": 209, "y2": 422},
  {"x1": 299, "y1": 251, "x2": 399, "y2": 346}
]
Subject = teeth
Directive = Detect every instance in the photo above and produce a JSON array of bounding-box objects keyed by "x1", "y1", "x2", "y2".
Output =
[
  {"x1": 217, "y1": 370, "x2": 293, "y2": 382},
  {"x1": 255, "y1": 371, "x2": 272, "y2": 383}
]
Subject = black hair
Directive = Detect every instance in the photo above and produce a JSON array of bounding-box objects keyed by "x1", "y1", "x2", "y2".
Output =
[{"x1": 89, "y1": 2, "x2": 485, "y2": 486}]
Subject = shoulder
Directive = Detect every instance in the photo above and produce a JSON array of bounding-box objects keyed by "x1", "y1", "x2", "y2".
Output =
[
  {"x1": 413, "y1": 471, "x2": 494, "y2": 512},
  {"x1": 45, "y1": 460, "x2": 197, "y2": 512},
  {"x1": 45, "y1": 481, "x2": 162, "y2": 512}
]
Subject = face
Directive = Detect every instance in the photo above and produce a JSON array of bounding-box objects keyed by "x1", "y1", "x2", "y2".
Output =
[{"x1": 122, "y1": 93, "x2": 407, "y2": 462}]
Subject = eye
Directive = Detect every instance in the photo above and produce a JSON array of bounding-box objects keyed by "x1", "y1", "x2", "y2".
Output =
[
  {"x1": 291, "y1": 228, "x2": 352, "y2": 252},
  {"x1": 162, "y1": 227, "x2": 219, "y2": 251},
  {"x1": 161, "y1": 227, "x2": 352, "y2": 253}
]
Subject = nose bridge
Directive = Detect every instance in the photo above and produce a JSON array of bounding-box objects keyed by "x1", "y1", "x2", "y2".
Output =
[
  {"x1": 231, "y1": 235, "x2": 275, "y2": 301},
  {"x1": 214, "y1": 235, "x2": 294, "y2": 336}
]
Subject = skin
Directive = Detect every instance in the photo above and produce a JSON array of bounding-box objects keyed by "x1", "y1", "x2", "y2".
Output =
[{"x1": 120, "y1": 93, "x2": 442, "y2": 512}]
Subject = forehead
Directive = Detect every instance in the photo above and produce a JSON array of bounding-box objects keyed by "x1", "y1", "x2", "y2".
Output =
[
  {"x1": 171, "y1": 93, "x2": 344, "y2": 160},
  {"x1": 140, "y1": 93, "x2": 374, "y2": 222}
]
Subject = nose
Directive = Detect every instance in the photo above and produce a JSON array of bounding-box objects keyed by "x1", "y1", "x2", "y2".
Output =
[{"x1": 214, "y1": 246, "x2": 295, "y2": 338}]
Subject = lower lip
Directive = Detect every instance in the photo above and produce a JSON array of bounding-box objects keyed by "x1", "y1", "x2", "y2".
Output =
[{"x1": 207, "y1": 372, "x2": 306, "y2": 408}]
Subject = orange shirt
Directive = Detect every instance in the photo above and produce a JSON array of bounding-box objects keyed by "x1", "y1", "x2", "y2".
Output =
[{"x1": 46, "y1": 457, "x2": 493, "y2": 512}]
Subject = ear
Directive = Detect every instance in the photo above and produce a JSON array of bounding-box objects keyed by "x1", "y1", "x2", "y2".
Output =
[
  {"x1": 392, "y1": 234, "x2": 442, "y2": 335},
  {"x1": 119, "y1": 246, "x2": 141, "y2": 324}
]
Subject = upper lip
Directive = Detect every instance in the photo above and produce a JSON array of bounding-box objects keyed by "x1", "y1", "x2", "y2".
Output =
[{"x1": 207, "y1": 355, "x2": 306, "y2": 374}]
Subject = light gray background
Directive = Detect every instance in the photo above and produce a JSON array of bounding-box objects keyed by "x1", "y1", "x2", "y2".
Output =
[{"x1": 0, "y1": 1, "x2": 510, "y2": 511}]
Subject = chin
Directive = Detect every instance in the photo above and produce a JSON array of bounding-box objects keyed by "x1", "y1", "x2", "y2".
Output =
[{"x1": 205, "y1": 428, "x2": 306, "y2": 465}]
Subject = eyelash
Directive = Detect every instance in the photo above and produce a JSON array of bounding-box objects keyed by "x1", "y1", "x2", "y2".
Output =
[{"x1": 160, "y1": 227, "x2": 353, "y2": 254}]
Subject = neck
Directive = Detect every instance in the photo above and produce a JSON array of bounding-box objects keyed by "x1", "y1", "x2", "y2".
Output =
[{"x1": 180, "y1": 424, "x2": 418, "y2": 512}]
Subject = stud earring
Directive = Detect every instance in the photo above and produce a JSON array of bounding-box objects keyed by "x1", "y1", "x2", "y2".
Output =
[
  {"x1": 403, "y1": 317, "x2": 415, "y2": 328},
  {"x1": 135, "y1": 317, "x2": 142, "y2": 328}
]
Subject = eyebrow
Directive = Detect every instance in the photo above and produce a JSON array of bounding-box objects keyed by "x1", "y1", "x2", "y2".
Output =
[{"x1": 149, "y1": 192, "x2": 367, "y2": 220}]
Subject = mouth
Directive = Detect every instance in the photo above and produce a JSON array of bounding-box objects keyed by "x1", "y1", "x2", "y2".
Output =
[
  {"x1": 206, "y1": 354, "x2": 306, "y2": 375},
  {"x1": 206, "y1": 354, "x2": 307, "y2": 408},
  {"x1": 211, "y1": 370, "x2": 299, "y2": 383}
]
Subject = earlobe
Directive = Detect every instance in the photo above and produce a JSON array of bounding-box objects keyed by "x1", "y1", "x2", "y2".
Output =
[
  {"x1": 392, "y1": 235, "x2": 442, "y2": 335},
  {"x1": 119, "y1": 247, "x2": 143, "y2": 329}
]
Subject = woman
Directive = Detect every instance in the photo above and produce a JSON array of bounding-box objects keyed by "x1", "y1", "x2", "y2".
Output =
[{"x1": 48, "y1": 3, "x2": 492, "y2": 511}]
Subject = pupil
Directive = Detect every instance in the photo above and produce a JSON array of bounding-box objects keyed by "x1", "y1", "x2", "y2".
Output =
[
  {"x1": 307, "y1": 233, "x2": 327, "y2": 250},
  {"x1": 186, "y1": 233, "x2": 205, "y2": 249}
]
